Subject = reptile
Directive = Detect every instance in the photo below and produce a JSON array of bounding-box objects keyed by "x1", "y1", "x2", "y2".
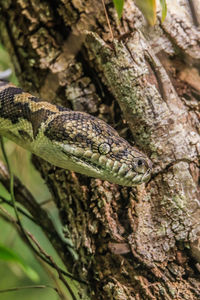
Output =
[{"x1": 0, "y1": 79, "x2": 152, "y2": 186}]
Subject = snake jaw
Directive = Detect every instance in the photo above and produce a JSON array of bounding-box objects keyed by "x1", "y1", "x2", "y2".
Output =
[
  {"x1": 50, "y1": 142, "x2": 151, "y2": 186},
  {"x1": 57, "y1": 143, "x2": 152, "y2": 186},
  {"x1": 35, "y1": 137, "x2": 152, "y2": 186},
  {"x1": 142, "y1": 169, "x2": 152, "y2": 183}
]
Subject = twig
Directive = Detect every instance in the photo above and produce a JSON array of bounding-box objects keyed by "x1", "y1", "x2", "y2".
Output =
[
  {"x1": 0, "y1": 284, "x2": 69, "y2": 299},
  {"x1": 0, "y1": 285, "x2": 58, "y2": 294},
  {"x1": 0, "y1": 159, "x2": 74, "y2": 250},
  {"x1": 101, "y1": 0, "x2": 114, "y2": 41},
  {"x1": 26, "y1": 231, "x2": 80, "y2": 300},
  {"x1": 0, "y1": 196, "x2": 36, "y2": 223},
  {"x1": 0, "y1": 161, "x2": 86, "y2": 284},
  {"x1": 0, "y1": 138, "x2": 80, "y2": 299},
  {"x1": 0, "y1": 205, "x2": 85, "y2": 284}
]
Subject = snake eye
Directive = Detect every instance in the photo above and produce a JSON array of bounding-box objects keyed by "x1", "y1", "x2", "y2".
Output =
[
  {"x1": 133, "y1": 158, "x2": 148, "y2": 174},
  {"x1": 98, "y1": 143, "x2": 111, "y2": 155}
]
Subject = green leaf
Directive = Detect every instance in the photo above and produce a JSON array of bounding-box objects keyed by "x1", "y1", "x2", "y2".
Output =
[
  {"x1": 113, "y1": 0, "x2": 124, "y2": 19},
  {"x1": 135, "y1": 0, "x2": 156, "y2": 26},
  {"x1": 0, "y1": 244, "x2": 39, "y2": 282},
  {"x1": 21, "y1": 264, "x2": 40, "y2": 282},
  {"x1": 0, "y1": 182, "x2": 11, "y2": 200},
  {"x1": 159, "y1": 0, "x2": 167, "y2": 22}
]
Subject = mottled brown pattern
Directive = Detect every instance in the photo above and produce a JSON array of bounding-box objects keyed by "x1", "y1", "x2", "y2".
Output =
[
  {"x1": 0, "y1": 86, "x2": 56, "y2": 138},
  {"x1": 29, "y1": 109, "x2": 55, "y2": 138},
  {"x1": 45, "y1": 115, "x2": 71, "y2": 142},
  {"x1": 0, "y1": 87, "x2": 26, "y2": 123}
]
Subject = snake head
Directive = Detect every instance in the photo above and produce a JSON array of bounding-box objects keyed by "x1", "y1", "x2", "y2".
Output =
[
  {"x1": 89, "y1": 140, "x2": 152, "y2": 186},
  {"x1": 0, "y1": 81, "x2": 151, "y2": 186},
  {"x1": 44, "y1": 112, "x2": 152, "y2": 186}
]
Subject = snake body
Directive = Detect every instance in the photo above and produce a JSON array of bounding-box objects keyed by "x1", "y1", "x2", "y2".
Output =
[{"x1": 0, "y1": 80, "x2": 152, "y2": 186}]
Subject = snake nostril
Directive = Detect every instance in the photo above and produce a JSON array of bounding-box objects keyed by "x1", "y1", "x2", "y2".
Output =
[{"x1": 137, "y1": 159, "x2": 144, "y2": 166}]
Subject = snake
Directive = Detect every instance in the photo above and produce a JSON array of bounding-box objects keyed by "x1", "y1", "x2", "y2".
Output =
[{"x1": 0, "y1": 79, "x2": 152, "y2": 186}]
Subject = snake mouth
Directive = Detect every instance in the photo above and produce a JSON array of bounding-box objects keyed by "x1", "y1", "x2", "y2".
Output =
[
  {"x1": 64, "y1": 152, "x2": 151, "y2": 186},
  {"x1": 58, "y1": 143, "x2": 152, "y2": 186},
  {"x1": 141, "y1": 168, "x2": 151, "y2": 183}
]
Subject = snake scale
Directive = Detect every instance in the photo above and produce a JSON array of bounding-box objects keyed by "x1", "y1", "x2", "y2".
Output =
[{"x1": 0, "y1": 80, "x2": 152, "y2": 186}]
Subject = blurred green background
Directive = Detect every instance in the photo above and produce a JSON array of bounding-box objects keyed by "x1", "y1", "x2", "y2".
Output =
[{"x1": 0, "y1": 44, "x2": 78, "y2": 300}]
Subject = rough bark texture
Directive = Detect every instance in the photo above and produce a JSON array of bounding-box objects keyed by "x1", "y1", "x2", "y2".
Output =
[{"x1": 0, "y1": 0, "x2": 200, "y2": 299}]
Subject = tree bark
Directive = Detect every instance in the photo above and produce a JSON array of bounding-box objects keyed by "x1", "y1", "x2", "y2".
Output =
[{"x1": 0, "y1": 0, "x2": 199, "y2": 299}]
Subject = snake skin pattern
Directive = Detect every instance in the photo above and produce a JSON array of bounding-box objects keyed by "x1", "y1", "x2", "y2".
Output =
[{"x1": 0, "y1": 80, "x2": 152, "y2": 186}]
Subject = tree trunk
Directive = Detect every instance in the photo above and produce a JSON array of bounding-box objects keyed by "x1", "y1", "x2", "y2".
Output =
[{"x1": 0, "y1": 0, "x2": 199, "y2": 299}]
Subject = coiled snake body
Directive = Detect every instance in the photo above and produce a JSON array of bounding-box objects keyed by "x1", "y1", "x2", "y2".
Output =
[{"x1": 0, "y1": 80, "x2": 152, "y2": 186}]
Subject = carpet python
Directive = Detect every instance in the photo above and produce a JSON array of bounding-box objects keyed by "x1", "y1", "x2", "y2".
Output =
[{"x1": 0, "y1": 80, "x2": 152, "y2": 186}]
